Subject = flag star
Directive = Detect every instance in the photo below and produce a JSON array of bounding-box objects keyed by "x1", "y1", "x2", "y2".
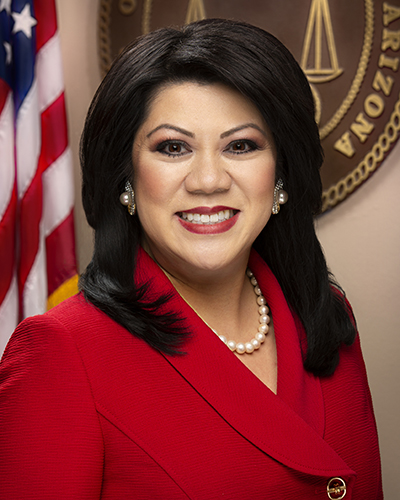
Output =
[
  {"x1": 0, "y1": 0, "x2": 12, "y2": 15},
  {"x1": 4, "y1": 41, "x2": 11, "y2": 64},
  {"x1": 12, "y1": 4, "x2": 37, "y2": 38}
]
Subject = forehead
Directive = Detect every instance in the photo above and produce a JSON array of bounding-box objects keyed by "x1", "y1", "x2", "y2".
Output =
[{"x1": 138, "y1": 81, "x2": 267, "y2": 133}]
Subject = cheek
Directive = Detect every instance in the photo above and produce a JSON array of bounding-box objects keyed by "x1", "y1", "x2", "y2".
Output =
[
  {"x1": 134, "y1": 167, "x2": 163, "y2": 241},
  {"x1": 134, "y1": 162, "x2": 166, "y2": 209},
  {"x1": 248, "y1": 166, "x2": 276, "y2": 205},
  {"x1": 133, "y1": 160, "x2": 185, "y2": 226},
  {"x1": 255, "y1": 176, "x2": 275, "y2": 197},
  {"x1": 245, "y1": 172, "x2": 276, "y2": 231}
]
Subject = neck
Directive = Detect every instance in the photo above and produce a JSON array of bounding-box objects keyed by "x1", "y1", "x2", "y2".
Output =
[
  {"x1": 143, "y1": 238, "x2": 250, "y2": 298},
  {"x1": 158, "y1": 253, "x2": 249, "y2": 303},
  {"x1": 157, "y1": 256, "x2": 258, "y2": 344}
]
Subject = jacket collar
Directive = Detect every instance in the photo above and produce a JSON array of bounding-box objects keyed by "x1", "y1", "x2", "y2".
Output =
[{"x1": 136, "y1": 247, "x2": 355, "y2": 478}]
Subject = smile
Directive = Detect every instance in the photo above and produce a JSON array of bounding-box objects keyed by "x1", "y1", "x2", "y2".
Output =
[
  {"x1": 177, "y1": 207, "x2": 239, "y2": 235},
  {"x1": 179, "y1": 209, "x2": 235, "y2": 225}
]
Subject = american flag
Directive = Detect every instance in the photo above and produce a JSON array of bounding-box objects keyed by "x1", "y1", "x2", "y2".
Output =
[{"x1": 0, "y1": 0, "x2": 78, "y2": 353}]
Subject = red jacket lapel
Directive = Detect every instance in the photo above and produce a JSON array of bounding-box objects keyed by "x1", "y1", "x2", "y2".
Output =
[{"x1": 136, "y1": 248, "x2": 356, "y2": 479}]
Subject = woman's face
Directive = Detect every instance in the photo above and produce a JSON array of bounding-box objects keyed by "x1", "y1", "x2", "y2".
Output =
[{"x1": 132, "y1": 82, "x2": 276, "y2": 280}]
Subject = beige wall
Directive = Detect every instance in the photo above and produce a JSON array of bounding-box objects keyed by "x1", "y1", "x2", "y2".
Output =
[{"x1": 56, "y1": 0, "x2": 399, "y2": 495}]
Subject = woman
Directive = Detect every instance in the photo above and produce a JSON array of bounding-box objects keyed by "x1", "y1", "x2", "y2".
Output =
[{"x1": 0, "y1": 19, "x2": 382, "y2": 499}]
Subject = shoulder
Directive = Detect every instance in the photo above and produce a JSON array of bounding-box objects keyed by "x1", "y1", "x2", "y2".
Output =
[
  {"x1": 45, "y1": 292, "x2": 110, "y2": 332},
  {"x1": 0, "y1": 293, "x2": 137, "y2": 387},
  {"x1": 3, "y1": 294, "x2": 121, "y2": 354},
  {"x1": 0, "y1": 298, "x2": 105, "y2": 498},
  {"x1": 5, "y1": 293, "x2": 105, "y2": 337},
  {"x1": 1, "y1": 293, "x2": 160, "y2": 397},
  {"x1": 0, "y1": 294, "x2": 100, "y2": 382}
]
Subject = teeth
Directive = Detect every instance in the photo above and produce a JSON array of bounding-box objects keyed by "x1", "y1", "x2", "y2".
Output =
[
  {"x1": 181, "y1": 210, "x2": 234, "y2": 224},
  {"x1": 210, "y1": 214, "x2": 219, "y2": 223}
]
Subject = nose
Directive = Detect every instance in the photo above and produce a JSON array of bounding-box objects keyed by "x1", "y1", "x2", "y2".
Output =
[{"x1": 184, "y1": 153, "x2": 232, "y2": 194}]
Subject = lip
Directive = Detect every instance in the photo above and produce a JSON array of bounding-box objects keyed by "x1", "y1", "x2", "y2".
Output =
[
  {"x1": 179, "y1": 206, "x2": 236, "y2": 215},
  {"x1": 177, "y1": 211, "x2": 239, "y2": 234}
]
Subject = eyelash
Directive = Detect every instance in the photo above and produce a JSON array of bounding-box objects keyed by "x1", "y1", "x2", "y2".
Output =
[
  {"x1": 156, "y1": 140, "x2": 190, "y2": 157},
  {"x1": 225, "y1": 140, "x2": 260, "y2": 154},
  {"x1": 156, "y1": 139, "x2": 261, "y2": 157}
]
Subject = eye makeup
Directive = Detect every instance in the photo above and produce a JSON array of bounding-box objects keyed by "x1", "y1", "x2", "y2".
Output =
[{"x1": 155, "y1": 139, "x2": 192, "y2": 157}]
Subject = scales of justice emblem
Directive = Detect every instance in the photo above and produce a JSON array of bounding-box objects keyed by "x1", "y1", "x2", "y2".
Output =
[
  {"x1": 300, "y1": 0, "x2": 343, "y2": 126},
  {"x1": 301, "y1": 0, "x2": 343, "y2": 84}
]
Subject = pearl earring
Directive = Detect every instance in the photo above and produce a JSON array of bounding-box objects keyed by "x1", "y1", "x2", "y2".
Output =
[
  {"x1": 119, "y1": 180, "x2": 136, "y2": 215},
  {"x1": 272, "y1": 178, "x2": 288, "y2": 215}
]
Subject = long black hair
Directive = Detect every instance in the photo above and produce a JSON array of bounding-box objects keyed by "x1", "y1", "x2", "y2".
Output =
[{"x1": 79, "y1": 18, "x2": 356, "y2": 376}]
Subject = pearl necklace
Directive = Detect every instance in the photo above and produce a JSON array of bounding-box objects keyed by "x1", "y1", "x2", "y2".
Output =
[
  {"x1": 215, "y1": 269, "x2": 270, "y2": 355},
  {"x1": 160, "y1": 262, "x2": 270, "y2": 355}
]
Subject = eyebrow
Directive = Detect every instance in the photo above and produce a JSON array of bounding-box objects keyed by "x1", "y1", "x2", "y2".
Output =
[
  {"x1": 146, "y1": 122, "x2": 268, "y2": 139},
  {"x1": 220, "y1": 123, "x2": 268, "y2": 138},
  {"x1": 146, "y1": 124, "x2": 195, "y2": 138}
]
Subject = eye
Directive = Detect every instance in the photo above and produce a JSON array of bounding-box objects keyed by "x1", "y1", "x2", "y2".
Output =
[
  {"x1": 156, "y1": 140, "x2": 191, "y2": 157},
  {"x1": 226, "y1": 140, "x2": 259, "y2": 154}
]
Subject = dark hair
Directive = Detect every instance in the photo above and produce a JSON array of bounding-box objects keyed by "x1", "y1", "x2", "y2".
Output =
[{"x1": 79, "y1": 18, "x2": 356, "y2": 375}]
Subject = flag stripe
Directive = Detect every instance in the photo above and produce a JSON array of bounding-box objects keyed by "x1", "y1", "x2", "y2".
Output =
[
  {"x1": 0, "y1": 190, "x2": 17, "y2": 305},
  {"x1": 46, "y1": 212, "x2": 77, "y2": 296},
  {"x1": 0, "y1": 275, "x2": 18, "y2": 354},
  {"x1": 39, "y1": 93, "x2": 68, "y2": 171},
  {"x1": 42, "y1": 147, "x2": 74, "y2": 236},
  {"x1": 16, "y1": 81, "x2": 41, "y2": 199},
  {"x1": 18, "y1": 163, "x2": 43, "y2": 297},
  {"x1": 0, "y1": 85, "x2": 16, "y2": 319},
  {"x1": 33, "y1": 0, "x2": 57, "y2": 51},
  {"x1": 0, "y1": 79, "x2": 9, "y2": 114},
  {"x1": 0, "y1": 92, "x2": 14, "y2": 219},
  {"x1": 23, "y1": 224, "x2": 47, "y2": 318},
  {"x1": 37, "y1": 33, "x2": 64, "y2": 112}
]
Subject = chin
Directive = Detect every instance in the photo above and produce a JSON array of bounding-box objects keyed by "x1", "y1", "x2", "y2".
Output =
[{"x1": 185, "y1": 248, "x2": 247, "y2": 275}]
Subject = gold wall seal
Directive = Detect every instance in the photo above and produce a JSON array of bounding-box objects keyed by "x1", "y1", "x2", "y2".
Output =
[{"x1": 98, "y1": 0, "x2": 400, "y2": 212}]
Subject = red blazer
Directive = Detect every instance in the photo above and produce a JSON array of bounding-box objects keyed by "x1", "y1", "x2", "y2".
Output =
[{"x1": 0, "y1": 249, "x2": 382, "y2": 499}]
